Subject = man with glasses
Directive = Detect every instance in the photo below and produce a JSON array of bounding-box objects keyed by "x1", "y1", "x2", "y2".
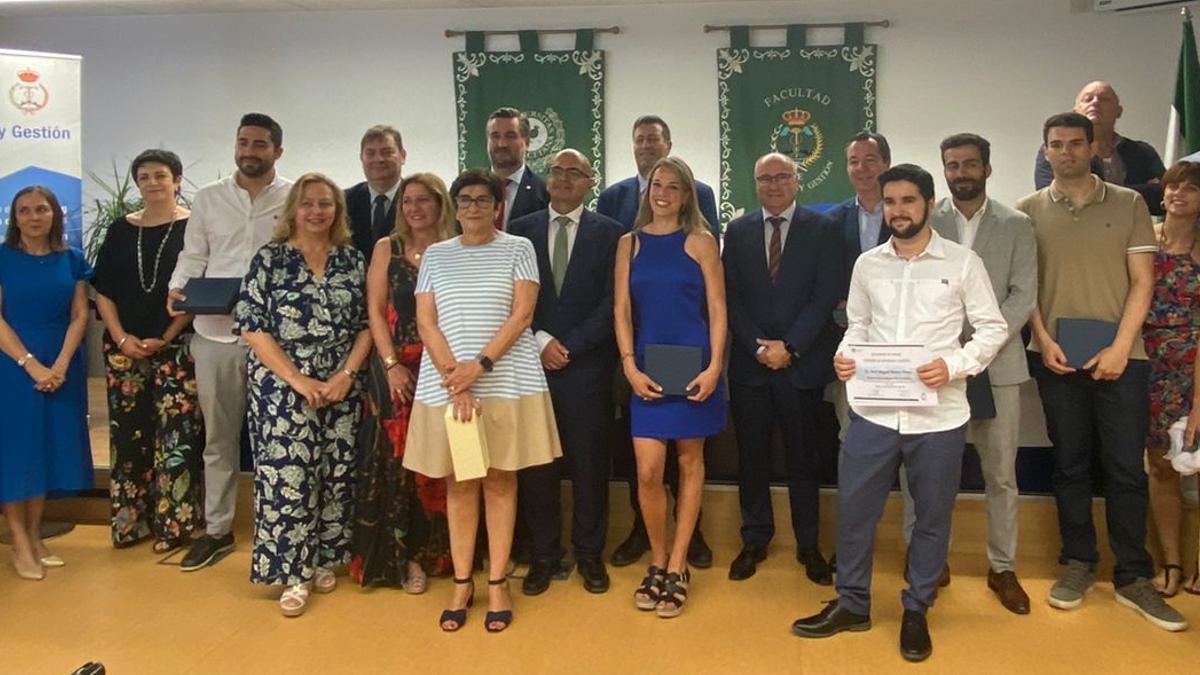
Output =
[
  {"x1": 723, "y1": 152, "x2": 842, "y2": 584},
  {"x1": 487, "y1": 107, "x2": 549, "y2": 230},
  {"x1": 509, "y1": 149, "x2": 624, "y2": 595},
  {"x1": 345, "y1": 125, "x2": 406, "y2": 257}
]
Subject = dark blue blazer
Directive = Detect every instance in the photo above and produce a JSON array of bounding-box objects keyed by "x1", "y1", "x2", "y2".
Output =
[
  {"x1": 345, "y1": 181, "x2": 399, "y2": 258},
  {"x1": 508, "y1": 208, "x2": 624, "y2": 387},
  {"x1": 596, "y1": 175, "x2": 721, "y2": 238},
  {"x1": 829, "y1": 196, "x2": 891, "y2": 294},
  {"x1": 723, "y1": 205, "x2": 844, "y2": 389},
  {"x1": 505, "y1": 167, "x2": 550, "y2": 228}
]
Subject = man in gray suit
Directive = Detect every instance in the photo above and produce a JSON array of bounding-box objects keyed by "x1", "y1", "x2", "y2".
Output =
[{"x1": 900, "y1": 133, "x2": 1038, "y2": 614}]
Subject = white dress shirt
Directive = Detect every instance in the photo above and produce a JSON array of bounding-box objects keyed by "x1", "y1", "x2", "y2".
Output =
[
  {"x1": 535, "y1": 203, "x2": 584, "y2": 353},
  {"x1": 761, "y1": 202, "x2": 796, "y2": 260},
  {"x1": 368, "y1": 180, "x2": 402, "y2": 215},
  {"x1": 497, "y1": 164, "x2": 527, "y2": 229},
  {"x1": 952, "y1": 199, "x2": 987, "y2": 250},
  {"x1": 837, "y1": 229, "x2": 1008, "y2": 433},
  {"x1": 168, "y1": 173, "x2": 293, "y2": 342}
]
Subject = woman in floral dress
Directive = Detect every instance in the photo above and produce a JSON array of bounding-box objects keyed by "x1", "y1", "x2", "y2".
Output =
[{"x1": 234, "y1": 173, "x2": 372, "y2": 617}]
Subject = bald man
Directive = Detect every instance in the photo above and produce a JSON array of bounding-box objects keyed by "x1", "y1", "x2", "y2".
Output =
[
  {"x1": 508, "y1": 149, "x2": 625, "y2": 595},
  {"x1": 1034, "y1": 80, "x2": 1165, "y2": 215},
  {"x1": 723, "y1": 152, "x2": 843, "y2": 584}
]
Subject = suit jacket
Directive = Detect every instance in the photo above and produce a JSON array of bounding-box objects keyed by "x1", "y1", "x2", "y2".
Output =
[
  {"x1": 829, "y1": 196, "x2": 892, "y2": 294},
  {"x1": 504, "y1": 167, "x2": 550, "y2": 229},
  {"x1": 1033, "y1": 138, "x2": 1165, "y2": 216},
  {"x1": 508, "y1": 208, "x2": 624, "y2": 387},
  {"x1": 345, "y1": 181, "x2": 399, "y2": 258},
  {"x1": 596, "y1": 175, "x2": 721, "y2": 238},
  {"x1": 723, "y1": 204, "x2": 844, "y2": 389},
  {"x1": 929, "y1": 197, "x2": 1038, "y2": 386}
]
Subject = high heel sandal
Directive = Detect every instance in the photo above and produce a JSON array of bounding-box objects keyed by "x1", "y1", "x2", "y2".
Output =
[
  {"x1": 656, "y1": 569, "x2": 690, "y2": 619},
  {"x1": 634, "y1": 565, "x2": 666, "y2": 611},
  {"x1": 313, "y1": 567, "x2": 337, "y2": 594},
  {"x1": 485, "y1": 577, "x2": 514, "y2": 633},
  {"x1": 439, "y1": 577, "x2": 475, "y2": 632},
  {"x1": 279, "y1": 583, "x2": 310, "y2": 617},
  {"x1": 12, "y1": 555, "x2": 45, "y2": 581}
]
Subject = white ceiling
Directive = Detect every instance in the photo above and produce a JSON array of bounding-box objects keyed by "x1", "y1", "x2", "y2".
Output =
[{"x1": 0, "y1": 0, "x2": 725, "y2": 17}]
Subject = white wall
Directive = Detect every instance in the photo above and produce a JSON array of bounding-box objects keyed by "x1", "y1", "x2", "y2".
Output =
[{"x1": 0, "y1": 0, "x2": 1190, "y2": 221}]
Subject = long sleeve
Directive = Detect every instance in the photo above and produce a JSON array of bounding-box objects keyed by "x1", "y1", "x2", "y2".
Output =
[
  {"x1": 168, "y1": 191, "x2": 211, "y2": 289},
  {"x1": 945, "y1": 253, "x2": 1008, "y2": 380}
]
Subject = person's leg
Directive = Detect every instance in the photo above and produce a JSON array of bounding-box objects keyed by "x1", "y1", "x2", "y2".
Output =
[
  {"x1": 974, "y1": 384, "x2": 1022, "y2": 574},
  {"x1": 776, "y1": 383, "x2": 823, "y2": 552},
  {"x1": 482, "y1": 468, "x2": 518, "y2": 629},
  {"x1": 26, "y1": 496, "x2": 49, "y2": 560},
  {"x1": 316, "y1": 397, "x2": 359, "y2": 573},
  {"x1": 104, "y1": 336, "x2": 155, "y2": 547},
  {"x1": 1148, "y1": 451, "x2": 1183, "y2": 594},
  {"x1": 4, "y1": 501, "x2": 37, "y2": 570},
  {"x1": 151, "y1": 341, "x2": 207, "y2": 546},
  {"x1": 1094, "y1": 361, "x2": 1154, "y2": 587},
  {"x1": 899, "y1": 467, "x2": 915, "y2": 546},
  {"x1": 557, "y1": 387, "x2": 612, "y2": 563},
  {"x1": 835, "y1": 417, "x2": 903, "y2": 615},
  {"x1": 442, "y1": 475, "x2": 481, "y2": 629},
  {"x1": 633, "y1": 438, "x2": 669, "y2": 568},
  {"x1": 669, "y1": 438, "x2": 705, "y2": 573},
  {"x1": 517, "y1": 457, "x2": 562, "y2": 563},
  {"x1": 190, "y1": 336, "x2": 248, "y2": 538},
  {"x1": 901, "y1": 425, "x2": 967, "y2": 614},
  {"x1": 730, "y1": 381, "x2": 775, "y2": 551}
]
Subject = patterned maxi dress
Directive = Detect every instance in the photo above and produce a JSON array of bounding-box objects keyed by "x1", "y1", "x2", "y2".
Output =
[
  {"x1": 1144, "y1": 249, "x2": 1200, "y2": 452},
  {"x1": 234, "y1": 242, "x2": 367, "y2": 586}
]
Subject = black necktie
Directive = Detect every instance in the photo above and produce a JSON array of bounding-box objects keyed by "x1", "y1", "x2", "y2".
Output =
[
  {"x1": 767, "y1": 216, "x2": 784, "y2": 285},
  {"x1": 372, "y1": 194, "x2": 388, "y2": 235}
]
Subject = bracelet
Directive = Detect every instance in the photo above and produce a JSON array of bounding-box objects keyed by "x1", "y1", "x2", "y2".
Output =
[
  {"x1": 117, "y1": 336, "x2": 129, "y2": 349},
  {"x1": 342, "y1": 368, "x2": 355, "y2": 378},
  {"x1": 382, "y1": 353, "x2": 399, "y2": 370},
  {"x1": 16, "y1": 352, "x2": 33, "y2": 368}
]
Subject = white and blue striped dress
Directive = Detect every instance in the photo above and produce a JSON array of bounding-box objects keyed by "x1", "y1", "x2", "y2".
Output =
[{"x1": 403, "y1": 232, "x2": 562, "y2": 478}]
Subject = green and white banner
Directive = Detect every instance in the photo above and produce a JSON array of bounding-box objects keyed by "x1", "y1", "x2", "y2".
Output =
[
  {"x1": 718, "y1": 24, "x2": 877, "y2": 223},
  {"x1": 453, "y1": 30, "x2": 605, "y2": 202}
]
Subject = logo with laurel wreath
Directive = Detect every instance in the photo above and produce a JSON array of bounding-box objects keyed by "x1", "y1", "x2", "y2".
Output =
[
  {"x1": 769, "y1": 108, "x2": 824, "y2": 173},
  {"x1": 9, "y1": 68, "x2": 49, "y2": 116},
  {"x1": 525, "y1": 107, "x2": 566, "y2": 173}
]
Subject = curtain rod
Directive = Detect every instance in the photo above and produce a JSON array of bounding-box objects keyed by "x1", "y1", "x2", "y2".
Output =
[
  {"x1": 704, "y1": 20, "x2": 889, "y2": 33},
  {"x1": 445, "y1": 27, "x2": 621, "y2": 38}
]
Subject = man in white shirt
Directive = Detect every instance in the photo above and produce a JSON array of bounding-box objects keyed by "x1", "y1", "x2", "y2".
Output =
[
  {"x1": 166, "y1": 113, "x2": 292, "y2": 572},
  {"x1": 792, "y1": 164, "x2": 1007, "y2": 663}
]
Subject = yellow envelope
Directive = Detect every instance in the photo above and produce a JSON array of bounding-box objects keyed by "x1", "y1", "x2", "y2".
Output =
[{"x1": 444, "y1": 405, "x2": 490, "y2": 481}]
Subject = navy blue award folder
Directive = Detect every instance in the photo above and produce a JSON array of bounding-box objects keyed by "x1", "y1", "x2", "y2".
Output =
[
  {"x1": 644, "y1": 344, "x2": 703, "y2": 397},
  {"x1": 966, "y1": 370, "x2": 996, "y2": 420},
  {"x1": 1056, "y1": 318, "x2": 1119, "y2": 370},
  {"x1": 176, "y1": 277, "x2": 242, "y2": 315}
]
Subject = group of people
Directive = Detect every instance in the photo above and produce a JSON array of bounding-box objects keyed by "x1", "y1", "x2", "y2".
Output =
[{"x1": 1, "y1": 78, "x2": 1198, "y2": 659}]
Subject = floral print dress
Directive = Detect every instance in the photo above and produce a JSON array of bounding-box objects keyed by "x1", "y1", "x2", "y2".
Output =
[
  {"x1": 234, "y1": 242, "x2": 367, "y2": 586},
  {"x1": 1144, "y1": 249, "x2": 1200, "y2": 452}
]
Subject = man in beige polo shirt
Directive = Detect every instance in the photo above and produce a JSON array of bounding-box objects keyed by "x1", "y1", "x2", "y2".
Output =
[{"x1": 1019, "y1": 112, "x2": 1184, "y2": 632}]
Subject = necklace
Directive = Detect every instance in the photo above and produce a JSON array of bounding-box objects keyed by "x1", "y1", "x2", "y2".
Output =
[{"x1": 136, "y1": 211, "x2": 178, "y2": 294}]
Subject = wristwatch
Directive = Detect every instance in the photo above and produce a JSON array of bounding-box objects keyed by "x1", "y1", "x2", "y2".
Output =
[
  {"x1": 16, "y1": 352, "x2": 33, "y2": 367},
  {"x1": 477, "y1": 354, "x2": 494, "y2": 373}
]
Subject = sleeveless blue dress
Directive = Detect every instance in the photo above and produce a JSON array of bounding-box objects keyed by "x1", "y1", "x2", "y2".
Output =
[{"x1": 629, "y1": 230, "x2": 726, "y2": 439}]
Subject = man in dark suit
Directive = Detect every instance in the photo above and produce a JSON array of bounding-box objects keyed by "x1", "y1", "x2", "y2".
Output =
[
  {"x1": 487, "y1": 107, "x2": 549, "y2": 229},
  {"x1": 597, "y1": 115, "x2": 721, "y2": 237},
  {"x1": 509, "y1": 149, "x2": 624, "y2": 595},
  {"x1": 724, "y1": 152, "x2": 842, "y2": 585},
  {"x1": 344, "y1": 125, "x2": 406, "y2": 257},
  {"x1": 597, "y1": 115, "x2": 717, "y2": 570}
]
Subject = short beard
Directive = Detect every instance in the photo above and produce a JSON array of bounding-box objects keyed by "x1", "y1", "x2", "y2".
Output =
[
  {"x1": 237, "y1": 158, "x2": 271, "y2": 178},
  {"x1": 889, "y1": 217, "x2": 927, "y2": 240},
  {"x1": 950, "y1": 180, "x2": 985, "y2": 202}
]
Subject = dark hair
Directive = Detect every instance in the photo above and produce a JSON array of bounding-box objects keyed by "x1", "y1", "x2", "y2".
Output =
[
  {"x1": 1042, "y1": 112, "x2": 1093, "y2": 145},
  {"x1": 632, "y1": 115, "x2": 672, "y2": 142},
  {"x1": 5, "y1": 185, "x2": 65, "y2": 251},
  {"x1": 879, "y1": 163, "x2": 935, "y2": 201},
  {"x1": 130, "y1": 149, "x2": 183, "y2": 180},
  {"x1": 359, "y1": 124, "x2": 404, "y2": 153},
  {"x1": 487, "y1": 107, "x2": 530, "y2": 139},
  {"x1": 1163, "y1": 160, "x2": 1200, "y2": 188},
  {"x1": 449, "y1": 168, "x2": 504, "y2": 204},
  {"x1": 239, "y1": 112, "x2": 283, "y2": 147},
  {"x1": 846, "y1": 131, "x2": 891, "y2": 164},
  {"x1": 939, "y1": 133, "x2": 991, "y2": 166}
]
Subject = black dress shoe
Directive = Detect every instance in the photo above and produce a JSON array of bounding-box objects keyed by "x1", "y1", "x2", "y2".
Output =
[
  {"x1": 900, "y1": 609, "x2": 932, "y2": 662},
  {"x1": 797, "y1": 547, "x2": 833, "y2": 586},
  {"x1": 611, "y1": 525, "x2": 649, "y2": 567},
  {"x1": 687, "y1": 529, "x2": 713, "y2": 569},
  {"x1": 792, "y1": 601, "x2": 871, "y2": 638},
  {"x1": 521, "y1": 558, "x2": 558, "y2": 596},
  {"x1": 577, "y1": 558, "x2": 610, "y2": 594},
  {"x1": 180, "y1": 533, "x2": 234, "y2": 572},
  {"x1": 728, "y1": 546, "x2": 767, "y2": 581}
]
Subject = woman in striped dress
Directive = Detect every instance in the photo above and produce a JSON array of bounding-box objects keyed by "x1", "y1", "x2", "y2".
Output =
[{"x1": 405, "y1": 168, "x2": 562, "y2": 634}]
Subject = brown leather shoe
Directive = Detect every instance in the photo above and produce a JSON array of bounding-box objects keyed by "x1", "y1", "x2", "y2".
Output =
[
  {"x1": 938, "y1": 563, "x2": 951, "y2": 588},
  {"x1": 987, "y1": 569, "x2": 1030, "y2": 615}
]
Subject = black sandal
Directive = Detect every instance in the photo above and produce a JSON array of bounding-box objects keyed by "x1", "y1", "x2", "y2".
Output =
[
  {"x1": 635, "y1": 565, "x2": 666, "y2": 611},
  {"x1": 439, "y1": 576, "x2": 474, "y2": 632},
  {"x1": 656, "y1": 569, "x2": 690, "y2": 618},
  {"x1": 485, "y1": 577, "x2": 513, "y2": 633},
  {"x1": 1156, "y1": 564, "x2": 1183, "y2": 598}
]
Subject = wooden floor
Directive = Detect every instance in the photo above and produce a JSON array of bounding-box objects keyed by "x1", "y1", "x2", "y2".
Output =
[{"x1": 5, "y1": 494, "x2": 1200, "y2": 675}]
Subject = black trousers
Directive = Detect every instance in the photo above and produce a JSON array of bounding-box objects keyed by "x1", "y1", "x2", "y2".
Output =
[
  {"x1": 519, "y1": 381, "x2": 612, "y2": 562},
  {"x1": 1031, "y1": 357, "x2": 1153, "y2": 586},
  {"x1": 730, "y1": 378, "x2": 823, "y2": 550}
]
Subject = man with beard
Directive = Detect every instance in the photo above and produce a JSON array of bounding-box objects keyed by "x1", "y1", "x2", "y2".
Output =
[
  {"x1": 345, "y1": 125, "x2": 406, "y2": 257},
  {"x1": 898, "y1": 133, "x2": 1036, "y2": 613},
  {"x1": 167, "y1": 113, "x2": 292, "y2": 571},
  {"x1": 487, "y1": 107, "x2": 548, "y2": 230},
  {"x1": 792, "y1": 164, "x2": 1007, "y2": 662},
  {"x1": 1033, "y1": 81, "x2": 1165, "y2": 215}
]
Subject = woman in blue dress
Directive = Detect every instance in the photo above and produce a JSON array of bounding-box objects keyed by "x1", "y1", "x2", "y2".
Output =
[
  {"x1": 614, "y1": 156, "x2": 727, "y2": 618},
  {"x1": 234, "y1": 173, "x2": 372, "y2": 617},
  {"x1": 0, "y1": 186, "x2": 94, "y2": 581}
]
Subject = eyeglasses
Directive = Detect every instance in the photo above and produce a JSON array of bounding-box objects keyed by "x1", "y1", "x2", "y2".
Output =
[
  {"x1": 455, "y1": 195, "x2": 496, "y2": 210},
  {"x1": 754, "y1": 173, "x2": 796, "y2": 185},
  {"x1": 548, "y1": 167, "x2": 592, "y2": 182}
]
